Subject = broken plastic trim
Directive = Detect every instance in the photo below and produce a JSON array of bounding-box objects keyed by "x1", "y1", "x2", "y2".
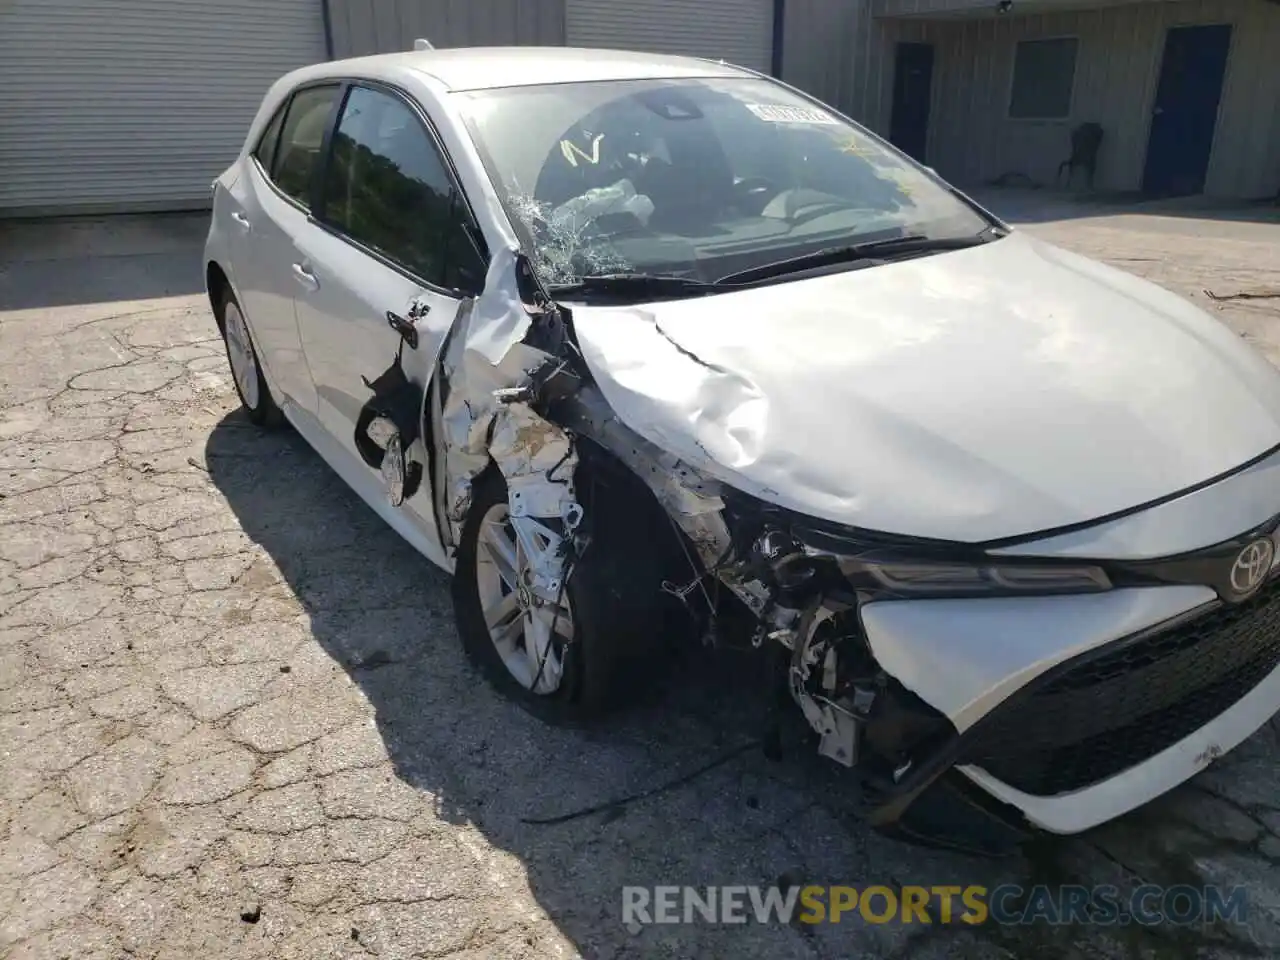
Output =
[
  {"x1": 434, "y1": 247, "x2": 565, "y2": 542},
  {"x1": 354, "y1": 344, "x2": 424, "y2": 506}
]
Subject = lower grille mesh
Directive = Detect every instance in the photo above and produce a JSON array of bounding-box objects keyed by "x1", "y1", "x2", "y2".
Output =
[{"x1": 961, "y1": 578, "x2": 1280, "y2": 796}]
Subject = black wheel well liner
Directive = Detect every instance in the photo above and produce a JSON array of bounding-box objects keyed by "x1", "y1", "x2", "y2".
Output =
[
  {"x1": 206, "y1": 261, "x2": 231, "y2": 330},
  {"x1": 573, "y1": 436, "x2": 708, "y2": 611}
]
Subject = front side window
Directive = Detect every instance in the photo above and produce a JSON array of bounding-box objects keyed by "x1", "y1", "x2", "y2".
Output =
[
  {"x1": 456, "y1": 77, "x2": 990, "y2": 287},
  {"x1": 321, "y1": 85, "x2": 485, "y2": 290},
  {"x1": 272, "y1": 84, "x2": 341, "y2": 206}
]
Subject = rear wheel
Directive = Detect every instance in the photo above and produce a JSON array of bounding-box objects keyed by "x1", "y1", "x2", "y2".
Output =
[{"x1": 216, "y1": 288, "x2": 282, "y2": 427}]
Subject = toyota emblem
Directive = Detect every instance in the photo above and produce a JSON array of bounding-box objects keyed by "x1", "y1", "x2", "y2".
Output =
[{"x1": 1229, "y1": 538, "x2": 1275, "y2": 598}]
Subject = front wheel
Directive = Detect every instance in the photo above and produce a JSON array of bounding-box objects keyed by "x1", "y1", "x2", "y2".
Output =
[{"x1": 452, "y1": 467, "x2": 676, "y2": 724}]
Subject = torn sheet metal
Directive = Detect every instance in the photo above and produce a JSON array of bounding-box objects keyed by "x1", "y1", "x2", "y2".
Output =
[
  {"x1": 436, "y1": 246, "x2": 560, "y2": 545},
  {"x1": 353, "y1": 347, "x2": 426, "y2": 507},
  {"x1": 567, "y1": 233, "x2": 1280, "y2": 543},
  {"x1": 557, "y1": 385, "x2": 731, "y2": 569},
  {"x1": 451, "y1": 246, "x2": 535, "y2": 367}
]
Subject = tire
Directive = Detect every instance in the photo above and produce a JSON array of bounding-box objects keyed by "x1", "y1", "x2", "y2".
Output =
[
  {"x1": 452, "y1": 466, "x2": 678, "y2": 725},
  {"x1": 216, "y1": 286, "x2": 283, "y2": 428}
]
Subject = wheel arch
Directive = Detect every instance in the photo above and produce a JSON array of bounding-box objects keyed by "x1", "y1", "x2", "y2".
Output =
[{"x1": 206, "y1": 260, "x2": 233, "y2": 332}]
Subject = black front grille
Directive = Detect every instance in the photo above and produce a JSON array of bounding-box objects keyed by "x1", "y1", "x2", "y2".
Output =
[{"x1": 960, "y1": 576, "x2": 1280, "y2": 796}]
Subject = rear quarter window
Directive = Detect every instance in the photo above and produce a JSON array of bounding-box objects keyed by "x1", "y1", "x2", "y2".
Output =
[
  {"x1": 253, "y1": 102, "x2": 288, "y2": 175},
  {"x1": 272, "y1": 84, "x2": 341, "y2": 207}
]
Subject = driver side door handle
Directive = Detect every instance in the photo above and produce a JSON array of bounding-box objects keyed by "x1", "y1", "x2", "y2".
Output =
[{"x1": 291, "y1": 262, "x2": 319, "y2": 292}]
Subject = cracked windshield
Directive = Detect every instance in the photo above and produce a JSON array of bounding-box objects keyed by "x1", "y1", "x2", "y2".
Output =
[{"x1": 457, "y1": 77, "x2": 988, "y2": 289}]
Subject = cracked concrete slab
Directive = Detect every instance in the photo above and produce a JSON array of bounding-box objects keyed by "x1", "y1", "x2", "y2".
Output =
[{"x1": 1, "y1": 208, "x2": 1278, "y2": 958}]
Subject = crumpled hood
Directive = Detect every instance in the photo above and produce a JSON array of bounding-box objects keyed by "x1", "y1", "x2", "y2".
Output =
[{"x1": 568, "y1": 232, "x2": 1280, "y2": 543}]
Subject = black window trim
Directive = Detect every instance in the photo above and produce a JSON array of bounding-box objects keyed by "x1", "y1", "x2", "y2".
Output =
[
  {"x1": 252, "y1": 100, "x2": 288, "y2": 179},
  {"x1": 309, "y1": 77, "x2": 490, "y2": 298},
  {"x1": 249, "y1": 79, "x2": 346, "y2": 216}
]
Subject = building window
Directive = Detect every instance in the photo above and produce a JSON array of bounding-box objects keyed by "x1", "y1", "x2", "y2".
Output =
[{"x1": 1009, "y1": 38, "x2": 1078, "y2": 120}]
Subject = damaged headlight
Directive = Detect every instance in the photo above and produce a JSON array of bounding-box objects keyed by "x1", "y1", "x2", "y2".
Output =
[
  {"x1": 733, "y1": 505, "x2": 1113, "y2": 602},
  {"x1": 855, "y1": 561, "x2": 1111, "y2": 596}
]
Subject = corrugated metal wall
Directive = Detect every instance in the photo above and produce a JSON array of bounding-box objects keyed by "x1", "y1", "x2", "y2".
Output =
[
  {"x1": 885, "y1": 0, "x2": 1280, "y2": 197},
  {"x1": 327, "y1": 0, "x2": 565, "y2": 57},
  {"x1": 0, "y1": 0, "x2": 327, "y2": 216},
  {"x1": 565, "y1": 0, "x2": 775, "y2": 74},
  {"x1": 323, "y1": 0, "x2": 890, "y2": 126},
  {"x1": 781, "y1": 0, "x2": 895, "y2": 129}
]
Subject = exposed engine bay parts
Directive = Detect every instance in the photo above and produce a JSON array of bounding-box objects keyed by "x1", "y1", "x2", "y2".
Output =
[
  {"x1": 349, "y1": 244, "x2": 1011, "y2": 849},
  {"x1": 347, "y1": 228, "x2": 1280, "y2": 854}
]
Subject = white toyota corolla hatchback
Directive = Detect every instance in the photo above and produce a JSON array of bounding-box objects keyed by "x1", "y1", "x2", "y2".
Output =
[{"x1": 205, "y1": 44, "x2": 1280, "y2": 851}]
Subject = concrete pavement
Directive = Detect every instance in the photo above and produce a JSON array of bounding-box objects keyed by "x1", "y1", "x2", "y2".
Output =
[{"x1": 1, "y1": 200, "x2": 1278, "y2": 958}]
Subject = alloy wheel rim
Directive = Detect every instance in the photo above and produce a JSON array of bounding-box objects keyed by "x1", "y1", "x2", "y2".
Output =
[
  {"x1": 474, "y1": 502, "x2": 572, "y2": 694},
  {"x1": 223, "y1": 302, "x2": 260, "y2": 410}
]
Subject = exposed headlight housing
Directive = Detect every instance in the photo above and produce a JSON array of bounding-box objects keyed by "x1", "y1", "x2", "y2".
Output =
[
  {"x1": 781, "y1": 522, "x2": 1111, "y2": 597},
  {"x1": 726, "y1": 504, "x2": 1113, "y2": 601}
]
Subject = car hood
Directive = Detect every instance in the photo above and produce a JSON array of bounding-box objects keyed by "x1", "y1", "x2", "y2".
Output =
[{"x1": 567, "y1": 232, "x2": 1280, "y2": 543}]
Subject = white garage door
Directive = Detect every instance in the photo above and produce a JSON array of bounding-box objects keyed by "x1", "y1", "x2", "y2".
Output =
[
  {"x1": 0, "y1": 0, "x2": 327, "y2": 216},
  {"x1": 566, "y1": 0, "x2": 774, "y2": 75}
]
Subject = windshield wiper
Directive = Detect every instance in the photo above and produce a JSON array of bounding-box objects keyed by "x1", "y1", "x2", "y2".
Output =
[
  {"x1": 715, "y1": 230, "x2": 1001, "y2": 286},
  {"x1": 547, "y1": 273, "x2": 722, "y2": 300}
]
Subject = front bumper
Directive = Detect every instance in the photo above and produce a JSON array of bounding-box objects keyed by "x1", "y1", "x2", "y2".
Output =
[
  {"x1": 961, "y1": 653, "x2": 1280, "y2": 833},
  {"x1": 859, "y1": 544, "x2": 1280, "y2": 837},
  {"x1": 956, "y1": 578, "x2": 1280, "y2": 794},
  {"x1": 959, "y1": 576, "x2": 1280, "y2": 833}
]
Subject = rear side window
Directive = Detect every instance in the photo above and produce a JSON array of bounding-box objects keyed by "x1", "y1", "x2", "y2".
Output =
[
  {"x1": 253, "y1": 102, "x2": 287, "y2": 175},
  {"x1": 320, "y1": 85, "x2": 486, "y2": 290},
  {"x1": 272, "y1": 84, "x2": 341, "y2": 207}
]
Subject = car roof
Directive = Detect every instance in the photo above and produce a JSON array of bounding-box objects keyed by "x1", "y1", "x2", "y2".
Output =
[{"x1": 314, "y1": 46, "x2": 758, "y2": 92}]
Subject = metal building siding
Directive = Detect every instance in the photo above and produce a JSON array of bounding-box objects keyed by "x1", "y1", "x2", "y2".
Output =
[
  {"x1": 327, "y1": 0, "x2": 565, "y2": 58},
  {"x1": 781, "y1": 0, "x2": 867, "y2": 114},
  {"x1": 779, "y1": 0, "x2": 896, "y2": 133},
  {"x1": 565, "y1": 0, "x2": 774, "y2": 74},
  {"x1": 0, "y1": 0, "x2": 327, "y2": 216},
  {"x1": 893, "y1": 0, "x2": 1280, "y2": 198},
  {"x1": 1205, "y1": 0, "x2": 1280, "y2": 198}
]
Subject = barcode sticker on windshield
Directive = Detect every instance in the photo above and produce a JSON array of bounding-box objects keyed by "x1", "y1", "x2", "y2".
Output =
[{"x1": 745, "y1": 103, "x2": 837, "y2": 125}]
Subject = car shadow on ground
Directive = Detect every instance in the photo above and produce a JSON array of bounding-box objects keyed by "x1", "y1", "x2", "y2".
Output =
[
  {"x1": 203, "y1": 411, "x2": 1270, "y2": 959},
  {"x1": 202, "y1": 411, "x2": 1031, "y2": 956}
]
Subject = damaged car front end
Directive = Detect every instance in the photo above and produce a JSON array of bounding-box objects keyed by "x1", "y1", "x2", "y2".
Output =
[
  {"x1": 230, "y1": 51, "x2": 1280, "y2": 855},
  {"x1": 356, "y1": 222, "x2": 1280, "y2": 853}
]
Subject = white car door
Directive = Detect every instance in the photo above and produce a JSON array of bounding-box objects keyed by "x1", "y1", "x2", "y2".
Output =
[
  {"x1": 224, "y1": 83, "x2": 343, "y2": 415},
  {"x1": 292, "y1": 82, "x2": 488, "y2": 546}
]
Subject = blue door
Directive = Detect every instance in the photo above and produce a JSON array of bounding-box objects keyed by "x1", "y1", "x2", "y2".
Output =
[
  {"x1": 889, "y1": 43, "x2": 934, "y2": 163},
  {"x1": 1142, "y1": 25, "x2": 1232, "y2": 197}
]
